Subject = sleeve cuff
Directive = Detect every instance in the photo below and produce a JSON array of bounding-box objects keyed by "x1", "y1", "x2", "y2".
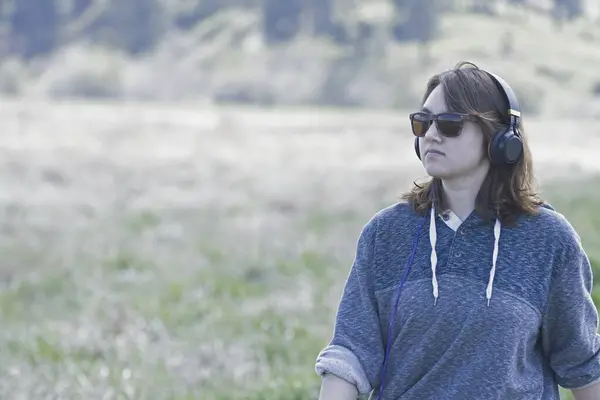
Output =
[
  {"x1": 561, "y1": 370, "x2": 600, "y2": 390},
  {"x1": 315, "y1": 344, "x2": 373, "y2": 395}
]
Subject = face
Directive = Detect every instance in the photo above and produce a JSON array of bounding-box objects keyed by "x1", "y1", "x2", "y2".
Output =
[{"x1": 417, "y1": 85, "x2": 490, "y2": 182}]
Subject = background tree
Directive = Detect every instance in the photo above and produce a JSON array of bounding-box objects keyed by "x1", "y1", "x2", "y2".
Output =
[
  {"x1": 469, "y1": 0, "x2": 496, "y2": 15},
  {"x1": 262, "y1": 0, "x2": 303, "y2": 44},
  {"x1": 84, "y1": 0, "x2": 166, "y2": 54},
  {"x1": 392, "y1": 0, "x2": 439, "y2": 66},
  {"x1": 306, "y1": 0, "x2": 335, "y2": 37},
  {"x1": 552, "y1": 0, "x2": 583, "y2": 30},
  {"x1": 8, "y1": 0, "x2": 60, "y2": 58},
  {"x1": 173, "y1": 0, "x2": 223, "y2": 30}
]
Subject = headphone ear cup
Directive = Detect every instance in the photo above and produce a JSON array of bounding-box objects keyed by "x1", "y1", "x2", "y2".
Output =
[
  {"x1": 488, "y1": 129, "x2": 506, "y2": 165},
  {"x1": 414, "y1": 137, "x2": 421, "y2": 160},
  {"x1": 489, "y1": 128, "x2": 523, "y2": 165}
]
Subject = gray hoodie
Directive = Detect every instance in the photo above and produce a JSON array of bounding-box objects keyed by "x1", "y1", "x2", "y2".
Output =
[{"x1": 315, "y1": 202, "x2": 600, "y2": 399}]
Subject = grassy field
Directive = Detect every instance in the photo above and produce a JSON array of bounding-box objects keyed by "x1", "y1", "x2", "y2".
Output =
[{"x1": 0, "y1": 99, "x2": 598, "y2": 399}]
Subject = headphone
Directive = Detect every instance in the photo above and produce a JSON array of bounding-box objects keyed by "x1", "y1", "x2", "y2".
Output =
[{"x1": 414, "y1": 69, "x2": 523, "y2": 166}]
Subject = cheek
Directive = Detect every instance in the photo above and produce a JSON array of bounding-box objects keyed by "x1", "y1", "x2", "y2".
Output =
[
  {"x1": 444, "y1": 137, "x2": 486, "y2": 167},
  {"x1": 469, "y1": 138, "x2": 486, "y2": 161},
  {"x1": 457, "y1": 129, "x2": 486, "y2": 159}
]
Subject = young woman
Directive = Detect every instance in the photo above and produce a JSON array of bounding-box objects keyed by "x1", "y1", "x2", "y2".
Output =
[{"x1": 314, "y1": 61, "x2": 600, "y2": 400}]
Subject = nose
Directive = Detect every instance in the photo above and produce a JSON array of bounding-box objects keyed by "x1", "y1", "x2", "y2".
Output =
[{"x1": 423, "y1": 120, "x2": 442, "y2": 142}]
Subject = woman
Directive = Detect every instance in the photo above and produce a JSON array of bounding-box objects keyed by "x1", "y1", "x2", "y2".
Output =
[{"x1": 314, "y1": 61, "x2": 600, "y2": 400}]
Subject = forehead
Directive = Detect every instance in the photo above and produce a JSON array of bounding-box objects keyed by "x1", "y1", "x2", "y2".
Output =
[{"x1": 422, "y1": 85, "x2": 447, "y2": 114}]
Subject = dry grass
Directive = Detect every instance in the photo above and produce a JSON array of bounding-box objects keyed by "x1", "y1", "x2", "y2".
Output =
[{"x1": 0, "y1": 98, "x2": 598, "y2": 399}]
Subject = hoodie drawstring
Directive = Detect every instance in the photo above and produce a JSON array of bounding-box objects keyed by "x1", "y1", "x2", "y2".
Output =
[
  {"x1": 430, "y1": 206, "x2": 439, "y2": 305},
  {"x1": 429, "y1": 207, "x2": 502, "y2": 306},
  {"x1": 486, "y1": 218, "x2": 502, "y2": 306}
]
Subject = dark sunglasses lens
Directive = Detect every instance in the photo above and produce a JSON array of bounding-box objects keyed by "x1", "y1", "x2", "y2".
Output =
[
  {"x1": 436, "y1": 114, "x2": 463, "y2": 137},
  {"x1": 411, "y1": 113, "x2": 431, "y2": 137}
]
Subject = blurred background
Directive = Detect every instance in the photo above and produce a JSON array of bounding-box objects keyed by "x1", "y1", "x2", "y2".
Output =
[
  {"x1": 1, "y1": 0, "x2": 600, "y2": 399},
  {"x1": 0, "y1": 0, "x2": 599, "y2": 112}
]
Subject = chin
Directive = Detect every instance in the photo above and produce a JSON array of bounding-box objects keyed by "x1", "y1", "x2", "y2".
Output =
[{"x1": 423, "y1": 165, "x2": 454, "y2": 179}]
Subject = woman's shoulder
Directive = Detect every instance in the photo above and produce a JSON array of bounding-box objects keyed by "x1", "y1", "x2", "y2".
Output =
[
  {"x1": 369, "y1": 201, "x2": 422, "y2": 226},
  {"x1": 361, "y1": 201, "x2": 423, "y2": 242},
  {"x1": 521, "y1": 202, "x2": 582, "y2": 247}
]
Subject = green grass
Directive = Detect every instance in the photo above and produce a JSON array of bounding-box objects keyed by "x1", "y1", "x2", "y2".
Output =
[
  {"x1": 1, "y1": 172, "x2": 598, "y2": 399},
  {"x1": 0, "y1": 92, "x2": 598, "y2": 399}
]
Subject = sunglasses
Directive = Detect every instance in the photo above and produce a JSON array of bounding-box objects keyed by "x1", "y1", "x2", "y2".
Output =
[{"x1": 409, "y1": 112, "x2": 478, "y2": 138}]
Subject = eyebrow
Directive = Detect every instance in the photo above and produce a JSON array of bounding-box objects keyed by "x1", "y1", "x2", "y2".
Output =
[{"x1": 422, "y1": 106, "x2": 433, "y2": 113}]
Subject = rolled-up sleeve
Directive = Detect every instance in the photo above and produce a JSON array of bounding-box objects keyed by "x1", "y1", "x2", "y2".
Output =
[{"x1": 315, "y1": 216, "x2": 384, "y2": 395}]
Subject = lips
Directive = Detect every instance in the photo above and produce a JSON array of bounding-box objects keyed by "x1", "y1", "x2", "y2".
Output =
[{"x1": 425, "y1": 149, "x2": 445, "y2": 156}]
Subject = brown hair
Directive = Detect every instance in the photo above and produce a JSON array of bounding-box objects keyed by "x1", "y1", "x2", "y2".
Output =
[{"x1": 401, "y1": 61, "x2": 544, "y2": 226}]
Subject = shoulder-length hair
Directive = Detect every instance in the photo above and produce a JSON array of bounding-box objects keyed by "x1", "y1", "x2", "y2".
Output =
[{"x1": 401, "y1": 61, "x2": 544, "y2": 226}]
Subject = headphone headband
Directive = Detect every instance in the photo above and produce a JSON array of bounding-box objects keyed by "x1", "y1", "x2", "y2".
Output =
[
  {"x1": 482, "y1": 69, "x2": 524, "y2": 164},
  {"x1": 484, "y1": 71, "x2": 521, "y2": 126}
]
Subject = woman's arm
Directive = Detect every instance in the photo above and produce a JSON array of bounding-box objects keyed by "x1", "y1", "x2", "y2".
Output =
[
  {"x1": 314, "y1": 215, "x2": 385, "y2": 397},
  {"x1": 541, "y1": 218, "x2": 600, "y2": 390},
  {"x1": 572, "y1": 381, "x2": 600, "y2": 400},
  {"x1": 318, "y1": 374, "x2": 358, "y2": 400}
]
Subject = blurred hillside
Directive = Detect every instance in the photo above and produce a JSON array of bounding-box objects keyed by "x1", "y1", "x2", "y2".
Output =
[{"x1": 1, "y1": 0, "x2": 600, "y2": 117}]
